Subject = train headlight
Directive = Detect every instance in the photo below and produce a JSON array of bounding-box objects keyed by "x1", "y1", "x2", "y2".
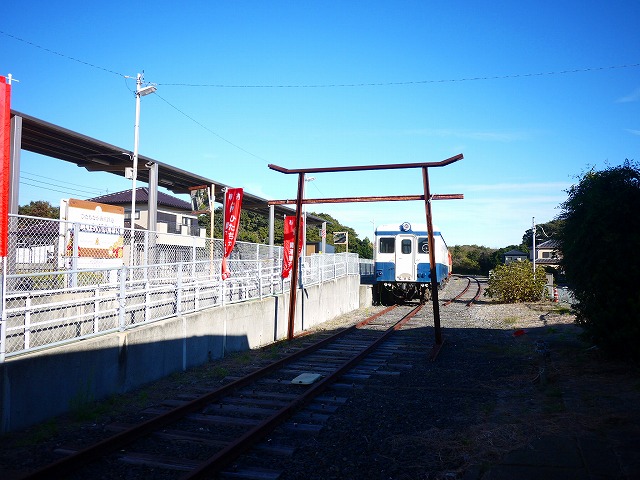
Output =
[{"x1": 401, "y1": 222, "x2": 411, "y2": 231}]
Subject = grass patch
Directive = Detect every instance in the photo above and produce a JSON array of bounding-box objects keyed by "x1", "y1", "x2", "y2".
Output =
[
  {"x1": 210, "y1": 365, "x2": 230, "y2": 379},
  {"x1": 550, "y1": 305, "x2": 573, "y2": 315},
  {"x1": 232, "y1": 351, "x2": 253, "y2": 364},
  {"x1": 11, "y1": 420, "x2": 59, "y2": 447}
]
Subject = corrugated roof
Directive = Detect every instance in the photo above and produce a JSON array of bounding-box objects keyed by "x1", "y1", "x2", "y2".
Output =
[
  {"x1": 537, "y1": 239, "x2": 560, "y2": 249},
  {"x1": 88, "y1": 188, "x2": 191, "y2": 211},
  {"x1": 12, "y1": 109, "x2": 324, "y2": 225},
  {"x1": 504, "y1": 249, "x2": 528, "y2": 256}
]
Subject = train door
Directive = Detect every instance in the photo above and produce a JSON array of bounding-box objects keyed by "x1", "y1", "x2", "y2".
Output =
[{"x1": 395, "y1": 235, "x2": 416, "y2": 281}]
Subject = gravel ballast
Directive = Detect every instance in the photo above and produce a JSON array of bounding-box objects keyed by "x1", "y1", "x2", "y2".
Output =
[{"x1": 1, "y1": 276, "x2": 639, "y2": 480}]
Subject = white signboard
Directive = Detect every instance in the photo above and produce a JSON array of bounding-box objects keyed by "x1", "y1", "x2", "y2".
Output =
[{"x1": 60, "y1": 198, "x2": 125, "y2": 270}]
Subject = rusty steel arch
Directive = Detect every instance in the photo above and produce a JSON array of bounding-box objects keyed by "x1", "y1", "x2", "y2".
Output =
[{"x1": 268, "y1": 153, "x2": 464, "y2": 360}]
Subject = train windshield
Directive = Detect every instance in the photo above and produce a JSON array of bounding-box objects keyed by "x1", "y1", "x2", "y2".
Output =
[
  {"x1": 418, "y1": 237, "x2": 429, "y2": 254},
  {"x1": 379, "y1": 237, "x2": 394, "y2": 253},
  {"x1": 401, "y1": 239, "x2": 412, "y2": 254}
]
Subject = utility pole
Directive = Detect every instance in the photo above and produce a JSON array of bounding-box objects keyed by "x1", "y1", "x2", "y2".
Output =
[
  {"x1": 130, "y1": 73, "x2": 156, "y2": 266},
  {"x1": 532, "y1": 217, "x2": 537, "y2": 272}
]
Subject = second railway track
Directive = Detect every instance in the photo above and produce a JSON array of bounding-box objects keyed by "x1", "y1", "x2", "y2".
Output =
[
  {"x1": 443, "y1": 275, "x2": 482, "y2": 307},
  {"x1": 22, "y1": 304, "x2": 425, "y2": 480}
]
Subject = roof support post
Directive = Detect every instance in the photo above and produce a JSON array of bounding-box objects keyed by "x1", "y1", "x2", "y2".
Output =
[
  {"x1": 9, "y1": 114, "x2": 21, "y2": 215},
  {"x1": 147, "y1": 162, "x2": 159, "y2": 268}
]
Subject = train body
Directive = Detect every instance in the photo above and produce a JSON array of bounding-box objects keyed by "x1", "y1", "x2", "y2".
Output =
[{"x1": 373, "y1": 222, "x2": 452, "y2": 303}]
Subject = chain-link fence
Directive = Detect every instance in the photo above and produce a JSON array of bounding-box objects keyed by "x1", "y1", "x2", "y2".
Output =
[{"x1": 1, "y1": 214, "x2": 362, "y2": 360}]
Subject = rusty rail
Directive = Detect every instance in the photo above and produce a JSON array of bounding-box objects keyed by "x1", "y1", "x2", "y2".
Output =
[{"x1": 21, "y1": 304, "x2": 414, "y2": 480}]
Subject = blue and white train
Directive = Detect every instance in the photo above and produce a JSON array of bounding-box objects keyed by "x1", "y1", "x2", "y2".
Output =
[{"x1": 373, "y1": 221, "x2": 452, "y2": 303}]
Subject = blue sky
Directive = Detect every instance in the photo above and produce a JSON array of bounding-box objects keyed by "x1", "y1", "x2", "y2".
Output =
[{"x1": 2, "y1": 1, "x2": 638, "y2": 248}]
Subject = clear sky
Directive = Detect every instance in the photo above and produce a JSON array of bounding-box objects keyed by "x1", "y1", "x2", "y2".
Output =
[{"x1": 2, "y1": 1, "x2": 638, "y2": 248}]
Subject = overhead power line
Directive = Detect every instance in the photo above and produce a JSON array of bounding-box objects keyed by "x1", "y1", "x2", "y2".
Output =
[
  {"x1": 0, "y1": 30, "x2": 126, "y2": 78},
  {"x1": 20, "y1": 180, "x2": 103, "y2": 198},
  {"x1": 156, "y1": 63, "x2": 640, "y2": 88},
  {"x1": 21, "y1": 174, "x2": 108, "y2": 198},
  {"x1": 3, "y1": 29, "x2": 638, "y2": 89},
  {"x1": 21, "y1": 171, "x2": 105, "y2": 194},
  {"x1": 154, "y1": 93, "x2": 271, "y2": 164}
]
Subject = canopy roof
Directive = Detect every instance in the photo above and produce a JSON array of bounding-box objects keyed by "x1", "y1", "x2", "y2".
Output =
[{"x1": 12, "y1": 109, "x2": 322, "y2": 224}]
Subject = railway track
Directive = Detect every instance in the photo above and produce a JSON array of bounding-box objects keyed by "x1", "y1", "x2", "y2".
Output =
[
  {"x1": 21, "y1": 304, "x2": 424, "y2": 480},
  {"x1": 442, "y1": 275, "x2": 482, "y2": 307}
]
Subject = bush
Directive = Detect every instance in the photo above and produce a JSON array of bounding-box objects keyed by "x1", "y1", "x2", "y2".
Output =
[
  {"x1": 557, "y1": 160, "x2": 640, "y2": 362},
  {"x1": 485, "y1": 261, "x2": 548, "y2": 303}
]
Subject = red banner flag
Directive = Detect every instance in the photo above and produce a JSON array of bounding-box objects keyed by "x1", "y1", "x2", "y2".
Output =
[
  {"x1": 221, "y1": 188, "x2": 243, "y2": 280},
  {"x1": 0, "y1": 76, "x2": 11, "y2": 257},
  {"x1": 281, "y1": 215, "x2": 304, "y2": 279}
]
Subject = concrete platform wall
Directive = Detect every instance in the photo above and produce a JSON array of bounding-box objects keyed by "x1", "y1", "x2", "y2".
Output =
[{"x1": 0, "y1": 277, "x2": 371, "y2": 433}]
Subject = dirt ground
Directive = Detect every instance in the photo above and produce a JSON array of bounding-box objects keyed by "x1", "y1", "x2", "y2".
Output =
[{"x1": 1, "y1": 294, "x2": 639, "y2": 479}]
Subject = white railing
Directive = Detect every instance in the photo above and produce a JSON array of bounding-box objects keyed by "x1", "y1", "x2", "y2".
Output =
[{"x1": 1, "y1": 214, "x2": 362, "y2": 360}]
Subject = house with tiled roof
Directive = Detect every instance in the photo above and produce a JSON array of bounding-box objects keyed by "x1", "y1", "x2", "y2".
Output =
[
  {"x1": 88, "y1": 188, "x2": 204, "y2": 237},
  {"x1": 532, "y1": 239, "x2": 561, "y2": 266},
  {"x1": 88, "y1": 188, "x2": 206, "y2": 264},
  {"x1": 503, "y1": 249, "x2": 528, "y2": 265}
]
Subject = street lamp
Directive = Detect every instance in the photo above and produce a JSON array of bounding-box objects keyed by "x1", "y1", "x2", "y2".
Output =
[{"x1": 130, "y1": 73, "x2": 156, "y2": 264}]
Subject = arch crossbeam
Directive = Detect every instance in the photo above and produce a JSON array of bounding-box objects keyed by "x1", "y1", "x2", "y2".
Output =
[{"x1": 269, "y1": 154, "x2": 464, "y2": 360}]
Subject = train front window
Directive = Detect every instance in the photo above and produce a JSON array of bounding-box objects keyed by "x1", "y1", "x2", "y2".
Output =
[
  {"x1": 418, "y1": 237, "x2": 429, "y2": 254},
  {"x1": 379, "y1": 238, "x2": 395, "y2": 253},
  {"x1": 401, "y1": 239, "x2": 412, "y2": 254}
]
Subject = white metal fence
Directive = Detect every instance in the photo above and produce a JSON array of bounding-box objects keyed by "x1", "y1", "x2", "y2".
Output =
[{"x1": 0, "y1": 214, "x2": 361, "y2": 361}]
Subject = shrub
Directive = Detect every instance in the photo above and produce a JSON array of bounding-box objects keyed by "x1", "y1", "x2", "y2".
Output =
[
  {"x1": 485, "y1": 261, "x2": 548, "y2": 303},
  {"x1": 557, "y1": 160, "x2": 640, "y2": 362}
]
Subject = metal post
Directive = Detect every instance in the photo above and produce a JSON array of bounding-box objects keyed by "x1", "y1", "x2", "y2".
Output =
[
  {"x1": 130, "y1": 73, "x2": 156, "y2": 268},
  {"x1": 176, "y1": 263, "x2": 183, "y2": 314},
  {"x1": 147, "y1": 162, "x2": 158, "y2": 269},
  {"x1": 8, "y1": 115, "x2": 21, "y2": 215},
  {"x1": 422, "y1": 167, "x2": 443, "y2": 348},
  {"x1": 118, "y1": 265, "x2": 126, "y2": 331},
  {"x1": 268, "y1": 204, "x2": 275, "y2": 257},
  {"x1": 287, "y1": 173, "x2": 305, "y2": 340},
  {"x1": 209, "y1": 184, "x2": 215, "y2": 278},
  {"x1": 130, "y1": 74, "x2": 142, "y2": 265},
  {"x1": 0, "y1": 257, "x2": 7, "y2": 363},
  {"x1": 71, "y1": 222, "x2": 79, "y2": 288},
  {"x1": 532, "y1": 217, "x2": 536, "y2": 272}
]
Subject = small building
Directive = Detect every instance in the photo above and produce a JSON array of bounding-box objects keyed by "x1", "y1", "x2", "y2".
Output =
[
  {"x1": 306, "y1": 242, "x2": 335, "y2": 255},
  {"x1": 88, "y1": 188, "x2": 206, "y2": 265},
  {"x1": 532, "y1": 239, "x2": 561, "y2": 266},
  {"x1": 88, "y1": 188, "x2": 204, "y2": 237},
  {"x1": 503, "y1": 249, "x2": 528, "y2": 265}
]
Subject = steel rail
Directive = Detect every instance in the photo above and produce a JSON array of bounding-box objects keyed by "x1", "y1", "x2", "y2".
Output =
[
  {"x1": 466, "y1": 277, "x2": 482, "y2": 307},
  {"x1": 20, "y1": 305, "x2": 399, "y2": 480},
  {"x1": 184, "y1": 303, "x2": 424, "y2": 479},
  {"x1": 443, "y1": 275, "x2": 472, "y2": 306}
]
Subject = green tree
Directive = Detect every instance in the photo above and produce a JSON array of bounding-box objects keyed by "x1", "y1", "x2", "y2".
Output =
[
  {"x1": 197, "y1": 208, "x2": 374, "y2": 259},
  {"x1": 199, "y1": 207, "x2": 285, "y2": 244},
  {"x1": 557, "y1": 160, "x2": 640, "y2": 361},
  {"x1": 484, "y1": 261, "x2": 548, "y2": 303},
  {"x1": 18, "y1": 200, "x2": 60, "y2": 219},
  {"x1": 521, "y1": 219, "x2": 564, "y2": 253},
  {"x1": 451, "y1": 245, "x2": 497, "y2": 275},
  {"x1": 309, "y1": 212, "x2": 372, "y2": 258}
]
